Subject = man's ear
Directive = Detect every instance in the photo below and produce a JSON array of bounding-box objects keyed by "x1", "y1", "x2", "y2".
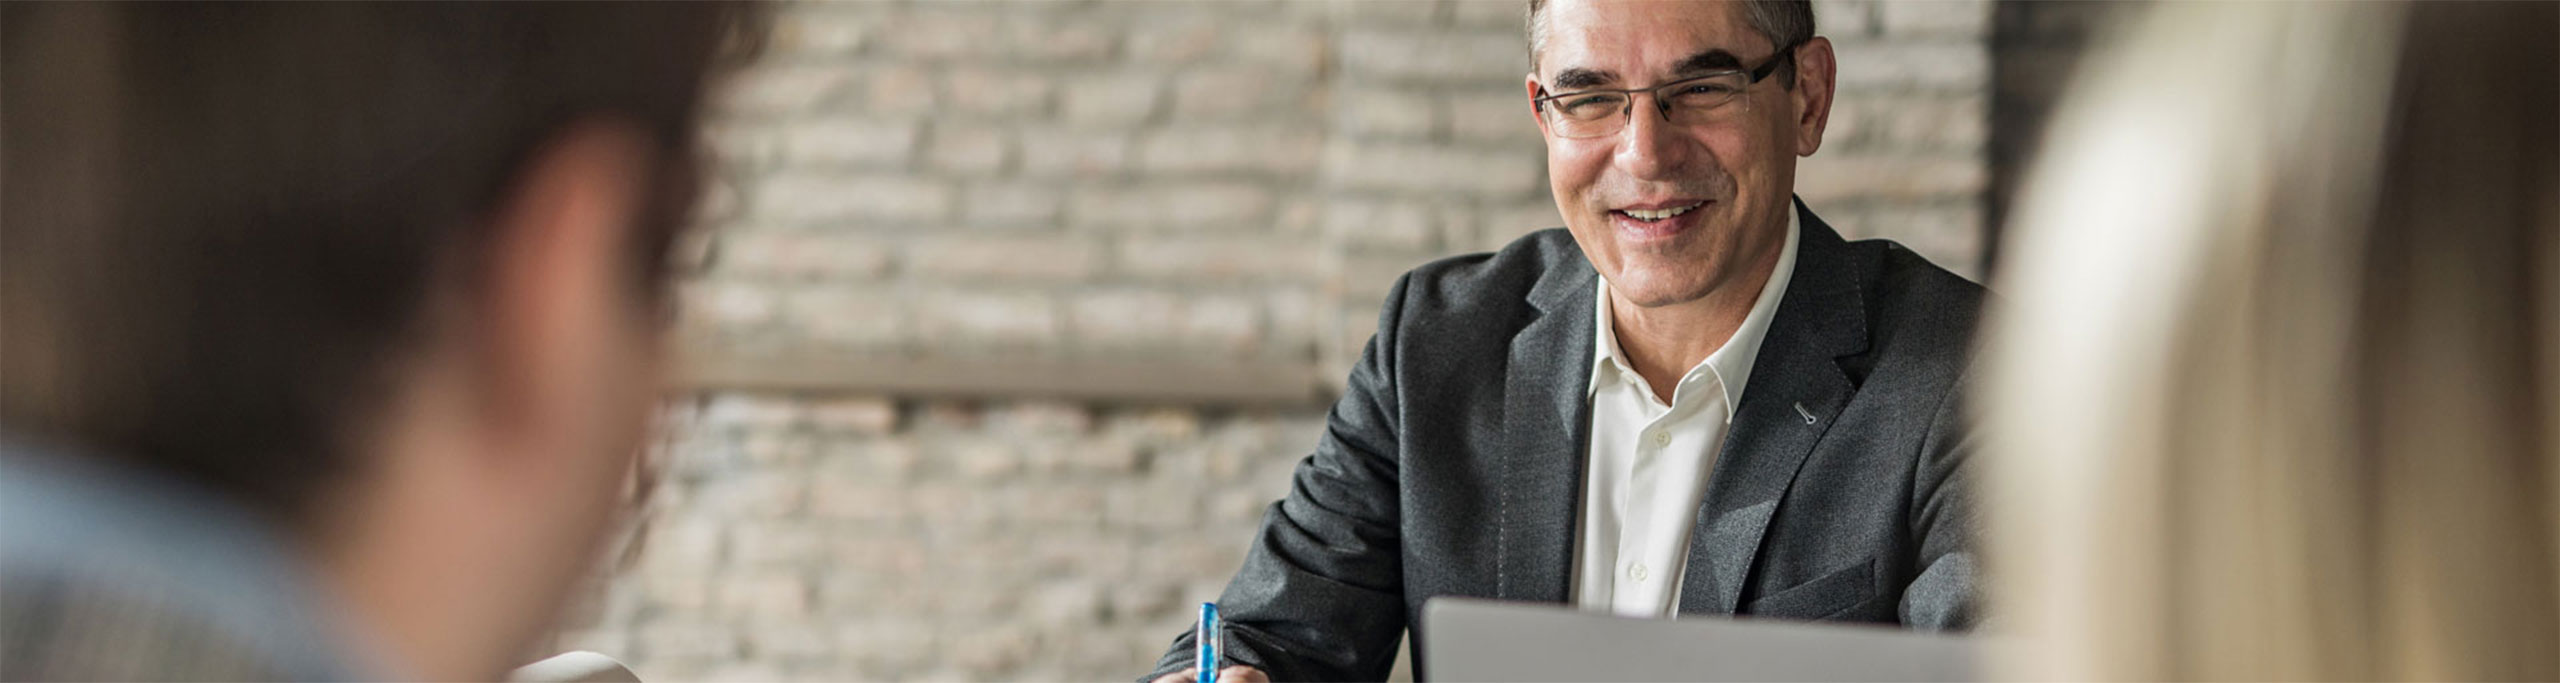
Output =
[
  {"x1": 1526, "y1": 73, "x2": 1556, "y2": 140},
  {"x1": 473, "y1": 121, "x2": 655, "y2": 446},
  {"x1": 1791, "y1": 37, "x2": 1839, "y2": 157}
]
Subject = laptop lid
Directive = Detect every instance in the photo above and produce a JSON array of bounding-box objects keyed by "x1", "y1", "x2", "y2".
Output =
[{"x1": 1420, "y1": 598, "x2": 1979, "y2": 682}]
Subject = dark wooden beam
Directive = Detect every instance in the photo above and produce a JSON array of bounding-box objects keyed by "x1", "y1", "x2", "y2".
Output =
[{"x1": 675, "y1": 349, "x2": 1332, "y2": 407}]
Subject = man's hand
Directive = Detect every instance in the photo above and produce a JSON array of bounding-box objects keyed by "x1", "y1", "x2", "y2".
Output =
[{"x1": 1150, "y1": 666, "x2": 1269, "y2": 683}]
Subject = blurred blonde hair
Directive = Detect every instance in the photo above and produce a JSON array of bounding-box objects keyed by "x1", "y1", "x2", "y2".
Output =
[{"x1": 1985, "y1": 1, "x2": 2559, "y2": 680}]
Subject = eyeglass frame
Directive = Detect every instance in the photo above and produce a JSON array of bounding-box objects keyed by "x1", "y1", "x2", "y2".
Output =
[{"x1": 1528, "y1": 42, "x2": 1804, "y2": 138}]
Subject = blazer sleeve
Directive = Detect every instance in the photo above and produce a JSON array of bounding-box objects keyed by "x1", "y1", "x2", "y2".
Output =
[
  {"x1": 1898, "y1": 368, "x2": 1980, "y2": 629},
  {"x1": 1141, "y1": 274, "x2": 1415, "y2": 683}
]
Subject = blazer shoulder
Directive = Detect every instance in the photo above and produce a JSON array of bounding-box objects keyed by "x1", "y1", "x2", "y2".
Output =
[
  {"x1": 1392, "y1": 227, "x2": 1582, "y2": 319},
  {"x1": 1849, "y1": 238, "x2": 1989, "y2": 375}
]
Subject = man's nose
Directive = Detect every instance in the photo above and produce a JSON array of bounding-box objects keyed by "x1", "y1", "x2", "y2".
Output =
[{"x1": 1612, "y1": 98, "x2": 1692, "y2": 182}]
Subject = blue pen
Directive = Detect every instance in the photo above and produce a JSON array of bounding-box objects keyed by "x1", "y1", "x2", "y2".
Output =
[{"x1": 1195, "y1": 602, "x2": 1219, "y2": 683}]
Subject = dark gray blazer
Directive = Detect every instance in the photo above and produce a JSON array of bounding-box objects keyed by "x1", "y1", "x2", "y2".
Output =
[{"x1": 1146, "y1": 201, "x2": 1987, "y2": 682}]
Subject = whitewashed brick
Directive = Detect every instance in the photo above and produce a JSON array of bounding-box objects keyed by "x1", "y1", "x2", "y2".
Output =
[
  {"x1": 1005, "y1": 15, "x2": 1117, "y2": 62},
  {"x1": 635, "y1": 622, "x2": 739, "y2": 661},
  {"x1": 857, "y1": 64, "x2": 941, "y2": 116},
  {"x1": 925, "y1": 126, "x2": 1010, "y2": 175},
  {"x1": 988, "y1": 401, "x2": 1094, "y2": 435},
  {"x1": 1329, "y1": 0, "x2": 1441, "y2": 26},
  {"x1": 750, "y1": 174, "x2": 952, "y2": 224},
  {"x1": 825, "y1": 533, "x2": 928, "y2": 576},
  {"x1": 1339, "y1": 29, "x2": 1527, "y2": 83},
  {"x1": 717, "y1": 66, "x2": 851, "y2": 117},
  {"x1": 631, "y1": 517, "x2": 724, "y2": 574},
  {"x1": 716, "y1": 230, "x2": 893, "y2": 280},
  {"x1": 1336, "y1": 87, "x2": 1440, "y2": 139},
  {"x1": 1137, "y1": 125, "x2": 1322, "y2": 175},
  {"x1": 681, "y1": 280, "x2": 778, "y2": 331},
  {"x1": 713, "y1": 573, "x2": 810, "y2": 618},
  {"x1": 1116, "y1": 237, "x2": 1325, "y2": 282},
  {"x1": 943, "y1": 67, "x2": 1055, "y2": 118},
  {"x1": 1229, "y1": 25, "x2": 1326, "y2": 77},
  {"x1": 1103, "y1": 482, "x2": 1201, "y2": 529},
  {"x1": 1815, "y1": 0, "x2": 1882, "y2": 37},
  {"x1": 781, "y1": 284, "x2": 907, "y2": 349},
  {"x1": 1060, "y1": 72, "x2": 1165, "y2": 127},
  {"x1": 913, "y1": 290, "x2": 1062, "y2": 346},
  {"x1": 906, "y1": 236, "x2": 1101, "y2": 282},
  {"x1": 1171, "y1": 67, "x2": 1314, "y2": 118},
  {"x1": 744, "y1": 620, "x2": 841, "y2": 661},
  {"x1": 1124, "y1": 17, "x2": 1222, "y2": 64},
  {"x1": 1325, "y1": 199, "x2": 1441, "y2": 251},
  {"x1": 1014, "y1": 486, "x2": 1108, "y2": 525},
  {"x1": 1880, "y1": 0, "x2": 1991, "y2": 38},
  {"x1": 1105, "y1": 408, "x2": 1205, "y2": 443},
  {"x1": 1450, "y1": 0, "x2": 1528, "y2": 28},
  {"x1": 1068, "y1": 290, "x2": 1265, "y2": 352},
  {"x1": 946, "y1": 437, "x2": 1023, "y2": 480},
  {"x1": 1447, "y1": 89, "x2": 1539, "y2": 142},
  {"x1": 1017, "y1": 128, "x2": 1132, "y2": 178},
  {"x1": 1859, "y1": 93, "x2": 1988, "y2": 152},
  {"x1": 804, "y1": 396, "x2": 899, "y2": 434},
  {"x1": 958, "y1": 181, "x2": 1067, "y2": 225},
  {"x1": 807, "y1": 477, "x2": 909, "y2": 521},
  {"x1": 1835, "y1": 40, "x2": 1990, "y2": 90},
  {"x1": 700, "y1": 394, "x2": 805, "y2": 430},
  {"x1": 692, "y1": 470, "x2": 807, "y2": 518},
  {"x1": 636, "y1": 576, "x2": 714, "y2": 613},
  {"x1": 1265, "y1": 286, "x2": 1325, "y2": 354},
  {"x1": 730, "y1": 523, "x2": 827, "y2": 566},
  {"x1": 766, "y1": 6, "x2": 870, "y2": 57},
  {"x1": 874, "y1": 9, "x2": 1001, "y2": 59},
  {"x1": 1023, "y1": 580, "x2": 1107, "y2": 624},
  {"x1": 1069, "y1": 436, "x2": 1145, "y2": 473},
  {"x1": 1068, "y1": 183, "x2": 1276, "y2": 231},
  {"x1": 1323, "y1": 142, "x2": 1544, "y2": 196},
  {"x1": 1476, "y1": 200, "x2": 1568, "y2": 248},
  {"x1": 1794, "y1": 153, "x2": 1988, "y2": 202},
  {"x1": 738, "y1": 432, "x2": 817, "y2": 465}
]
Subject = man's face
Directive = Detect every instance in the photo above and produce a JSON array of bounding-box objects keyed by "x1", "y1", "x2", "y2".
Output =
[{"x1": 1529, "y1": 0, "x2": 1830, "y2": 308}]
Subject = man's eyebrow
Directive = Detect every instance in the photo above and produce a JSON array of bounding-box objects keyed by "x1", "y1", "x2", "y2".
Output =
[
  {"x1": 1549, "y1": 67, "x2": 1618, "y2": 90},
  {"x1": 1671, "y1": 49, "x2": 1747, "y2": 75},
  {"x1": 1549, "y1": 49, "x2": 1748, "y2": 91}
]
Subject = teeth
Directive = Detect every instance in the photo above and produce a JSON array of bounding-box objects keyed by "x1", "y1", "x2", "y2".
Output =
[{"x1": 1621, "y1": 203, "x2": 1700, "y2": 221}]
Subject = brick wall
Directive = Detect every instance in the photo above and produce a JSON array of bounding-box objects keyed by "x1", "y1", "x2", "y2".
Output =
[{"x1": 561, "y1": 1, "x2": 1995, "y2": 680}]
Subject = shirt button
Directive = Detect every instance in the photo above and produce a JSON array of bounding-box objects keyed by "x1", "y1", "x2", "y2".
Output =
[
  {"x1": 1651, "y1": 432, "x2": 1671, "y2": 448},
  {"x1": 1629, "y1": 563, "x2": 1649, "y2": 581}
]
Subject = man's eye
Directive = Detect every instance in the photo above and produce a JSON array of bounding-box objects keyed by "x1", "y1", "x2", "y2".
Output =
[{"x1": 1561, "y1": 94, "x2": 1624, "y2": 114}]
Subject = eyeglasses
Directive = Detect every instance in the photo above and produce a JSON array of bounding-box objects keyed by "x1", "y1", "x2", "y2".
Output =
[{"x1": 1531, "y1": 46, "x2": 1797, "y2": 139}]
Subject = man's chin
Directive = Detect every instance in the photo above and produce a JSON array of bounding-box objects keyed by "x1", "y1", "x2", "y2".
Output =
[{"x1": 1602, "y1": 267, "x2": 1716, "y2": 309}]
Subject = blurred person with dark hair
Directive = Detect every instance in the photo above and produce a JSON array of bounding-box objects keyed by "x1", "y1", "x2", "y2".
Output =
[
  {"x1": 1146, "y1": 1, "x2": 1987, "y2": 681},
  {"x1": 0, "y1": 4, "x2": 754, "y2": 680},
  {"x1": 1985, "y1": 1, "x2": 2559, "y2": 680}
]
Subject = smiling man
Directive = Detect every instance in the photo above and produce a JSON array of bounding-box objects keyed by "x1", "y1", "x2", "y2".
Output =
[{"x1": 1143, "y1": 1, "x2": 1986, "y2": 681}]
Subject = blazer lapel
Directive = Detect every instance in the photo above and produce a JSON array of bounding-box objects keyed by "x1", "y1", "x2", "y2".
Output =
[
  {"x1": 1679, "y1": 201, "x2": 1871, "y2": 615},
  {"x1": 1495, "y1": 252, "x2": 1599, "y2": 603}
]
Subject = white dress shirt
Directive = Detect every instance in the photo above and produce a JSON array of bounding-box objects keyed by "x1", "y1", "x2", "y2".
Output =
[{"x1": 1571, "y1": 210, "x2": 1801, "y2": 618}]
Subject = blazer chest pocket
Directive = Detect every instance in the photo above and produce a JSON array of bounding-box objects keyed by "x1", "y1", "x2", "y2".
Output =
[{"x1": 1741, "y1": 558, "x2": 1876, "y2": 620}]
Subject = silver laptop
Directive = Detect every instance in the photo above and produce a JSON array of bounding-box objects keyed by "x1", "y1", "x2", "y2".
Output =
[{"x1": 1420, "y1": 598, "x2": 1980, "y2": 682}]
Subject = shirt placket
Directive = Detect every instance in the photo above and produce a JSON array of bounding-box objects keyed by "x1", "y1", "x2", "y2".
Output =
[{"x1": 1613, "y1": 384, "x2": 1675, "y2": 615}]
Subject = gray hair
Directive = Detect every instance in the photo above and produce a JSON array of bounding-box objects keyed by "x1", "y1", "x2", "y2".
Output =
[{"x1": 1526, "y1": 0, "x2": 1814, "y2": 87}]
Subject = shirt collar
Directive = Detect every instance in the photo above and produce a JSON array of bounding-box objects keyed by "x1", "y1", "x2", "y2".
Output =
[{"x1": 1587, "y1": 207, "x2": 1803, "y2": 419}]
